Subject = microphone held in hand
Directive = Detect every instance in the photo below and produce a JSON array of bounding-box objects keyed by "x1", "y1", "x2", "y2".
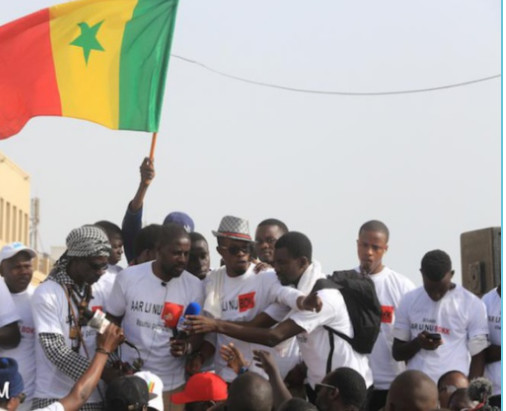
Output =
[
  {"x1": 83, "y1": 308, "x2": 137, "y2": 349},
  {"x1": 174, "y1": 302, "x2": 201, "y2": 339}
]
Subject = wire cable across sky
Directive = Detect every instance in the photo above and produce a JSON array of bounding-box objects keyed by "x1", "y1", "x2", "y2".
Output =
[{"x1": 172, "y1": 54, "x2": 501, "y2": 96}]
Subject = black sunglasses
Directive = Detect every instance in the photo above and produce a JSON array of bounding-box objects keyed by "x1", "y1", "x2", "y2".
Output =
[
  {"x1": 86, "y1": 260, "x2": 108, "y2": 271},
  {"x1": 219, "y1": 245, "x2": 251, "y2": 256}
]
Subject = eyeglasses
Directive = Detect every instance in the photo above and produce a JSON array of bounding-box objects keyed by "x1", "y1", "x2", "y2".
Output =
[
  {"x1": 315, "y1": 382, "x2": 338, "y2": 395},
  {"x1": 219, "y1": 245, "x2": 251, "y2": 256},
  {"x1": 87, "y1": 260, "x2": 108, "y2": 271}
]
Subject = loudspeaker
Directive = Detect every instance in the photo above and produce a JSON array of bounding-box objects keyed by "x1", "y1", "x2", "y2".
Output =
[{"x1": 460, "y1": 227, "x2": 501, "y2": 297}]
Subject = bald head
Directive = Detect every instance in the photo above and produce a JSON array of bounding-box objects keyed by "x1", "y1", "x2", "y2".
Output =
[
  {"x1": 386, "y1": 370, "x2": 438, "y2": 411},
  {"x1": 227, "y1": 372, "x2": 273, "y2": 411}
]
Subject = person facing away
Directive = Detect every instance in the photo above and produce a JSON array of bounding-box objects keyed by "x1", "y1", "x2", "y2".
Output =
[
  {"x1": 227, "y1": 372, "x2": 273, "y2": 411},
  {"x1": 0, "y1": 242, "x2": 37, "y2": 411},
  {"x1": 355, "y1": 220, "x2": 415, "y2": 411},
  {"x1": 384, "y1": 370, "x2": 439, "y2": 411},
  {"x1": 392, "y1": 249, "x2": 489, "y2": 383}
]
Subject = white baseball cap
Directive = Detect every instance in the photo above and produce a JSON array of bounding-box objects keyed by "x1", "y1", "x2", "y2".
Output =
[
  {"x1": 0, "y1": 242, "x2": 36, "y2": 265},
  {"x1": 135, "y1": 371, "x2": 164, "y2": 411}
]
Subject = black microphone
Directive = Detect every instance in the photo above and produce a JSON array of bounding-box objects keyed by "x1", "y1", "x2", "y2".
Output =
[{"x1": 173, "y1": 302, "x2": 201, "y2": 339}]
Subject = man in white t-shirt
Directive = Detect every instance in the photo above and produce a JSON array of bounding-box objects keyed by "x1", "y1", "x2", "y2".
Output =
[
  {"x1": 186, "y1": 217, "x2": 310, "y2": 383},
  {"x1": 0, "y1": 276, "x2": 20, "y2": 351},
  {"x1": 354, "y1": 220, "x2": 415, "y2": 411},
  {"x1": 0, "y1": 242, "x2": 37, "y2": 411},
  {"x1": 188, "y1": 231, "x2": 373, "y2": 402},
  {"x1": 31, "y1": 226, "x2": 112, "y2": 411},
  {"x1": 107, "y1": 223, "x2": 204, "y2": 411},
  {"x1": 392, "y1": 249, "x2": 489, "y2": 384},
  {"x1": 481, "y1": 284, "x2": 501, "y2": 407}
]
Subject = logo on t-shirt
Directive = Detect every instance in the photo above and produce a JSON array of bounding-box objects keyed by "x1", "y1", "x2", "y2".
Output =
[
  {"x1": 91, "y1": 306, "x2": 103, "y2": 312},
  {"x1": 0, "y1": 382, "x2": 9, "y2": 399},
  {"x1": 238, "y1": 292, "x2": 256, "y2": 312},
  {"x1": 161, "y1": 302, "x2": 184, "y2": 328},
  {"x1": 381, "y1": 305, "x2": 394, "y2": 323}
]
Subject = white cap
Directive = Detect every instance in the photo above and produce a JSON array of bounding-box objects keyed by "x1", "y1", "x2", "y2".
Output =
[
  {"x1": 135, "y1": 371, "x2": 164, "y2": 411},
  {"x1": 0, "y1": 242, "x2": 36, "y2": 265}
]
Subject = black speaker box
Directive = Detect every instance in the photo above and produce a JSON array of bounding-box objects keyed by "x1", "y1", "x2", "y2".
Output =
[{"x1": 460, "y1": 227, "x2": 501, "y2": 297}]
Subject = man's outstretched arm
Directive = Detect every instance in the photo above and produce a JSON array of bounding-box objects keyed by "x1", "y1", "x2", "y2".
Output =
[
  {"x1": 187, "y1": 315, "x2": 304, "y2": 347},
  {"x1": 58, "y1": 323, "x2": 124, "y2": 411}
]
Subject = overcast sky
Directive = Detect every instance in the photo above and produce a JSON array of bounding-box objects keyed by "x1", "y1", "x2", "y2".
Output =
[{"x1": 0, "y1": 0, "x2": 501, "y2": 286}]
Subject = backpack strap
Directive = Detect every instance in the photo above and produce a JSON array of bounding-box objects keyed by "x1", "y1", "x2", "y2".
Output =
[{"x1": 324, "y1": 325, "x2": 354, "y2": 374}]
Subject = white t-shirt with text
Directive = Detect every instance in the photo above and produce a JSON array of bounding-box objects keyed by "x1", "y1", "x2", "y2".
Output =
[
  {"x1": 107, "y1": 262, "x2": 204, "y2": 391},
  {"x1": 203, "y1": 265, "x2": 302, "y2": 382},
  {"x1": 393, "y1": 285, "x2": 489, "y2": 383},
  {"x1": 482, "y1": 287, "x2": 501, "y2": 396}
]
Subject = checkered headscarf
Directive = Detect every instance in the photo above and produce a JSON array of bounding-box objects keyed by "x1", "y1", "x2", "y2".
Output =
[{"x1": 66, "y1": 225, "x2": 111, "y2": 258}]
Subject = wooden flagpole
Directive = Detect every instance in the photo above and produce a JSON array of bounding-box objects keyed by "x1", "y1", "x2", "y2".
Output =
[{"x1": 149, "y1": 132, "x2": 158, "y2": 160}]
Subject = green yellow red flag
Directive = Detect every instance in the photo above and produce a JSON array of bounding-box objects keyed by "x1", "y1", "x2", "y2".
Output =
[{"x1": 0, "y1": 0, "x2": 180, "y2": 139}]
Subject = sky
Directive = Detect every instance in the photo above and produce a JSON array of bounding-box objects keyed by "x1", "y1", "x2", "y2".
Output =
[{"x1": 0, "y1": 0, "x2": 501, "y2": 286}]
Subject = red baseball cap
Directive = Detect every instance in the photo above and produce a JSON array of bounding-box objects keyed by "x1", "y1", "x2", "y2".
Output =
[{"x1": 171, "y1": 372, "x2": 228, "y2": 404}]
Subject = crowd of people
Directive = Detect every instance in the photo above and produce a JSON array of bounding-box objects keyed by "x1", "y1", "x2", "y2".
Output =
[{"x1": 0, "y1": 158, "x2": 501, "y2": 411}]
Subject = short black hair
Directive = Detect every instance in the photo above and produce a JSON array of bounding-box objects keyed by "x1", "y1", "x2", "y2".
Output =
[
  {"x1": 358, "y1": 220, "x2": 389, "y2": 241},
  {"x1": 189, "y1": 232, "x2": 208, "y2": 244},
  {"x1": 421, "y1": 249, "x2": 452, "y2": 281},
  {"x1": 158, "y1": 223, "x2": 190, "y2": 248},
  {"x1": 326, "y1": 367, "x2": 367, "y2": 409},
  {"x1": 133, "y1": 224, "x2": 163, "y2": 259},
  {"x1": 258, "y1": 218, "x2": 289, "y2": 234},
  {"x1": 278, "y1": 398, "x2": 317, "y2": 411},
  {"x1": 228, "y1": 373, "x2": 273, "y2": 411},
  {"x1": 95, "y1": 220, "x2": 123, "y2": 240},
  {"x1": 275, "y1": 231, "x2": 312, "y2": 263}
]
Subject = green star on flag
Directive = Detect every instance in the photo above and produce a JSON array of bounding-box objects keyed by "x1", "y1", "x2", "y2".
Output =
[{"x1": 70, "y1": 20, "x2": 105, "y2": 64}]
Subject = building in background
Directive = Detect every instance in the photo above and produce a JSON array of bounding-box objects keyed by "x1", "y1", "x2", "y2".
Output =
[{"x1": 0, "y1": 150, "x2": 52, "y2": 284}]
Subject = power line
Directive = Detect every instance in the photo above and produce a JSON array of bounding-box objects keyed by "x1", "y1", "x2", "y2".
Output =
[{"x1": 172, "y1": 54, "x2": 500, "y2": 96}]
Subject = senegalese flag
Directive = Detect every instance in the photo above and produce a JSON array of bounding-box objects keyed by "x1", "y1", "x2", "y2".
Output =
[{"x1": 0, "y1": 0, "x2": 179, "y2": 139}]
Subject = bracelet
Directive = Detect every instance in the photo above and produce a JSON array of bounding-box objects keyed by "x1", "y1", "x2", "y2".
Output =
[{"x1": 96, "y1": 347, "x2": 111, "y2": 356}]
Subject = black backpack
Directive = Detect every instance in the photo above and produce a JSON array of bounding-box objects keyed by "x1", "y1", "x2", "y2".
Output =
[{"x1": 311, "y1": 270, "x2": 381, "y2": 373}]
